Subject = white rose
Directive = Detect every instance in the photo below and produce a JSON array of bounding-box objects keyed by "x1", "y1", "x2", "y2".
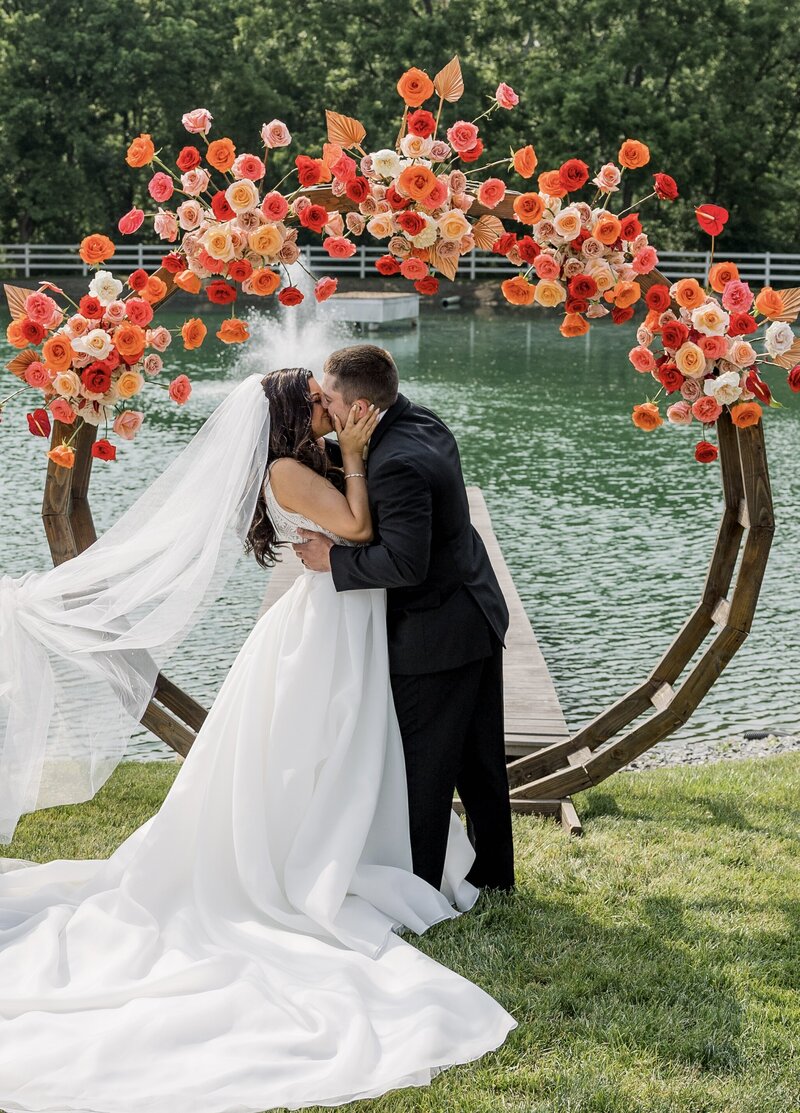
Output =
[
  {"x1": 88, "y1": 270, "x2": 123, "y2": 306},
  {"x1": 53, "y1": 371, "x2": 81, "y2": 398},
  {"x1": 71, "y1": 328, "x2": 113, "y2": 360},
  {"x1": 704, "y1": 370, "x2": 742, "y2": 406},
  {"x1": 410, "y1": 214, "x2": 439, "y2": 249},
  {"x1": 78, "y1": 401, "x2": 110, "y2": 427},
  {"x1": 765, "y1": 320, "x2": 795, "y2": 358},
  {"x1": 371, "y1": 149, "x2": 402, "y2": 179}
]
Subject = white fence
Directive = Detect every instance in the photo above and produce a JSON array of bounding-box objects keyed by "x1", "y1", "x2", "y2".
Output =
[{"x1": 2, "y1": 242, "x2": 800, "y2": 285}]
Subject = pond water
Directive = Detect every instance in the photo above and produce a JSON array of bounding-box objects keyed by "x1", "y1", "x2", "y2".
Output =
[{"x1": 1, "y1": 303, "x2": 798, "y2": 760}]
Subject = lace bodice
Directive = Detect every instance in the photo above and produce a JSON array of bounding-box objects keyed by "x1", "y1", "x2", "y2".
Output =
[{"x1": 263, "y1": 469, "x2": 354, "y2": 547}]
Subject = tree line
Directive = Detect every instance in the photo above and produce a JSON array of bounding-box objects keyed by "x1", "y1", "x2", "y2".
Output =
[{"x1": 1, "y1": 0, "x2": 798, "y2": 253}]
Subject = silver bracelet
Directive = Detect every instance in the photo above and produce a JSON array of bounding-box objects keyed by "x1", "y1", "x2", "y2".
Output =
[{"x1": 344, "y1": 472, "x2": 367, "y2": 480}]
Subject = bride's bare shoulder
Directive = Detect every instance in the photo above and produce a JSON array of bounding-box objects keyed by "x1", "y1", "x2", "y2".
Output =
[{"x1": 268, "y1": 457, "x2": 331, "y2": 512}]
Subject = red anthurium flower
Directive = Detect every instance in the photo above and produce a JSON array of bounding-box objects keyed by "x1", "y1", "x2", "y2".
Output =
[
  {"x1": 746, "y1": 369, "x2": 772, "y2": 404},
  {"x1": 26, "y1": 409, "x2": 51, "y2": 437},
  {"x1": 695, "y1": 204, "x2": 729, "y2": 236}
]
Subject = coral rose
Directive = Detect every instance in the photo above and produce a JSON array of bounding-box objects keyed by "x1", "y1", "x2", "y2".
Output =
[
  {"x1": 513, "y1": 192, "x2": 545, "y2": 225},
  {"x1": 477, "y1": 178, "x2": 506, "y2": 209},
  {"x1": 118, "y1": 208, "x2": 144, "y2": 235},
  {"x1": 446, "y1": 121, "x2": 479, "y2": 154},
  {"x1": 512, "y1": 145, "x2": 538, "y2": 179},
  {"x1": 168, "y1": 374, "x2": 192, "y2": 405},
  {"x1": 314, "y1": 276, "x2": 338, "y2": 302},
  {"x1": 754, "y1": 286, "x2": 784, "y2": 319},
  {"x1": 675, "y1": 341, "x2": 707, "y2": 379},
  {"x1": 148, "y1": 172, "x2": 174, "y2": 203},
  {"x1": 250, "y1": 268, "x2": 281, "y2": 296},
  {"x1": 399, "y1": 258, "x2": 428, "y2": 281},
  {"x1": 42, "y1": 334, "x2": 73, "y2": 372},
  {"x1": 217, "y1": 318, "x2": 250, "y2": 344},
  {"x1": 323, "y1": 236, "x2": 357, "y2": 259},
  {"x1": 560, "y1": 312, "x2": 589, "y2": 337},
  {"x1": 125, "y1": 298, "x2": 153, "y2": 327},
  {"x1": 232, "y1": 153, "x2": 266, "y2": 181},
  {"x1": 50, "y1": 398, "x2": 76, "y2": 425},
  {"x1": 631, "y1": 402, "x2": 662, "y2": 430},
  {"x1": 47, "y1": 444, "x2": 75, "y2": 469},
  {"x1": 501, "y1": 276, "x2": 536, "y2": 306},
  {"x1": 673, "y1": 278, "x2": 705, "y2": 310},
  {"x1": 375, "y1": 255, "x2": 401, "y2": 276},
  {"x1": 618, "y1": 139, "x2": 650, "y2": 169},
  {"x1": 397, "y1": 67, "x2": 434, "y2": 107},
  {"x1": 708, "y1": 261, "x2": 740, "y2": 293},
  {"x1": 79, "y1": 234, "x2": 115, "y2": 267},
  {"x1": 629, "y1": 346, "x2": 656, "y2": 373},
  {"x1": 495, "y1": 83, "x2": 519, "y2": 109},
  {"x1": 206, "y1": 138, "x2": 236, "y2": 173},
  {"x1": 730, "y1": 401, "x2": 763, "y2": 428},
  {"x1": 181, "y1": 318, "x2": 207, "y2": 350},
  {"x1": 126, "y1": 134, "x2": 155, "y2": 168},
  {"x1": 262, "y1": 192, "x2": 290, "y2": 222},
  {"x1": 691, "y1": 396, "x2": 723, "y2": 424},
  {"x1": 698, "y1": 334, "x2": 728, "y2": 360}
]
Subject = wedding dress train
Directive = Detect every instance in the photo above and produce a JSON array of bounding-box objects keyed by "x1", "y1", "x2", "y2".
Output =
[{"x1": 0, "y1": 480, "x2": 516, "y2": 1113}]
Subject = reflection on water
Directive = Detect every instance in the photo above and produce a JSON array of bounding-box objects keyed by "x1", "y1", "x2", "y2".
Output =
[{"x1": 1, "y1": 306, "x2": 798, "y2": 760}]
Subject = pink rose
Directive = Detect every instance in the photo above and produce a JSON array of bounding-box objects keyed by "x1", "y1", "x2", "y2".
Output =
[
  {"x1": 721, "y1": 280, "x2": 754, "y2": 313},
  {"x1": 278, "y1": 241, "x2": 300, "y2": 265},
  {"x1": 154, "y1": 208, "x2": 178, "y2": 243},
  {"x1": 146, "y1": 326, "x2": 172, "y2": 351},
  {"x1": 314, "y1": 277, "x2": 338, "y2": 303},
  {"x1": 323, "y1": 236, "x2": 357, "y2": 259},
  {"x1": 360, "y1": 154, "x2": 375, "y2": 177},
  {"x1": 65, "y1": 313, "x2": 90, "y2": 338},
  {"x1": 427, "y1": 179, "x2": 450, "y2": 208},
  {"x1": 181, "y1": 168, "x2": 210, "y2": 196},
  {"x1": 591, "y1": 163, "x2": 621, "y2": 193},
  {"x1": 667, "y1": 400, "x2": 693, "y2": 425},
  {"x1": 629, "y1": 346, "x2": 657, "y2": 373},
  {"x1": 692, "y1": 395, "x2": 723, "y2": 424},
  {"x1": 346, "y1": 212, "x2": 366, "y2": 235},
  {"x1": 50, "y1": 397, "x2": 76, "y2": 424},
  {"x1": 325, "y1": 213, "x2": 345, "y2": 237},
  {"x1": 168, "y1": 374, "x2": 192, "y2": 405},
  {"x1": 429, "y1": 141, "x2": 452, "y2": 162},
  {"x1": 632, "y1": 246, "x2": 658, "y2": 274},
  {"x1": 698, "y1": 334, "x2": 727, "y2": 360},
  {"x1": 103, "y1": 301, "x2": 127, "y2": 326},
  {"x1": 533, "y1": 253, "x2": 561, "y2": 280},
  {"x1": 728, "y1": 338, "x2": 757, "y2": 367},
  {"x1": 24, "y1": 292, "x2": 60, "y2": 325},
  {"x1": 118, "y1": 207, "x2": 145, "y2": 234},
  {"x1": 261, "y1": 120, "x2": 291, "y2": 149},
  {"x1": 113, "y1": 410, "x2": 144, "y2": 440},
  {"x1": 142, "y1": 353, "x2": 163, "y2": 376},
  {"x1": 680, "y1": 377, "x2": 702, "y2": 401},
  {"x1": 182, "y1": 108, "x2": 213, "y2": 135},
  {"x1": 293, "y1": 195, "x2": 312, "y2": 218},
  {"x1": 232, "y1": 153, "x2": 266, "y2": 180},
  {"x1": 331, "y1": 153, "x2": 357, "y2": 182},
  {"x1": 261, "y1": 192, "x2": 289, "y2": 222},
  {"x1": 477, "y1": 178, "x2": 506, "y2": 209},
  {"x1": 177, "y1": 199, "x2": 204, "y2": 231},
  {"x1": 448, "y1": 170, "x2": 467, "y2": 194},
  {"x1": 148, "y1": 172, "x2": 174, "y2": 203},
  {"x1": 24, "y1": 361, "x2": 52, "y2": 389},
  {"x1": 495, "y1": 82, "x2": 519, "y2": 109},
  {"x1": 446, "y1": 121, "x2": 479, "y2": 154}
]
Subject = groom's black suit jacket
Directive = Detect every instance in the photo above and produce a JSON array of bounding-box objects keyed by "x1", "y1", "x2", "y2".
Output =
[{"x1": 329, "y1": 394, "x2": 509, "y2": 675}]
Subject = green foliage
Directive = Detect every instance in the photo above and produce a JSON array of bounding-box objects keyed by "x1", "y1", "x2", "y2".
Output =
[
  {"x1": 0, "y1": 0, "x2": 798, "y2": 249},
  {"x1": 3, "y1": 753, "x2": 800, "y2": 1111}
]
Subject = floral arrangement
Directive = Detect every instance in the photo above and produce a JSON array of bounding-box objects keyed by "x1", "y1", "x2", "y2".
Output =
[{"x1": 2, "y1": 238, "x2": 193, "y2": 468}]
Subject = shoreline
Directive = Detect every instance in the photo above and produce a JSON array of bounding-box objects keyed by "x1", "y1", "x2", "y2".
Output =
[{"x1": 626, "y1": 730, "x2": 800, "y2": 771}]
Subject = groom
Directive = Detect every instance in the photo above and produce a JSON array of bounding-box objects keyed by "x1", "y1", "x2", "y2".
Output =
[{"x1": 296, "y1": 344, "x2": 515, "y2": 892}]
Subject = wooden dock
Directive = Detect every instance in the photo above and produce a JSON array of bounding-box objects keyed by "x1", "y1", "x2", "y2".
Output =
[{"x1": 259, "y1": 487, "x2": 571, "y2": 763}]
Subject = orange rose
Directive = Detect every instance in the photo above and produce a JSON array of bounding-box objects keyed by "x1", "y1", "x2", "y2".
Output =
[
  {"x1": 181, "y1": 318, "x2": 207, "y2": 350},
  {"x1": 42, "y1": 333, "x2": 73, "y2": 372},
  {"x1": 673, "y1": 278, "x2": 705, "y2": 310},
  {"x1": 512, "y1": 192, "x2": 545, "y2": 225},
  {"x1": 5, "y1": 319, "x2": 28, "y2": 348},
  {"x1": 632, "y1": 402, "x2": 663, "y2": 430},
  {"x1": 79, "y1": 233, "x2": 115, "y2": 267},
  {"x1": 592, "y1": 214, "x2": 621, "y2": 245},
  {"x1": 560, "y1": 312, "x2": 590, "y2": 337},
  {"x1": 604, "y1": 279, "x2": 641, "y2": 308},
  {"x1": 397, "y1": 165, "x2": 439, "y2": 202},
  {"x1": 644, "y1": 308, "x2": 663, "y2": 333},
  {"x1": 47, "y1": 444, "x2": 75, "y2": 469},
  {"x1": 126, "y1": 133, "x2": 155, "y2": 168},
  {"x1": 754, "y1": 286, "x2": 785, "y2": 319},
  {"x1": 113, "y1": 323, "x2": 146, "y2": 358},
  {"x1": 730, "y1": 401, "x2": 763, "y2": 428},
  {"x1": 501, "y1": 276, "x2": 536, "y2": 306},
  {"x1": 247, "y1": 268, "x2": 279, "y2": 296},
  {"x1": 396, "y1": 67, "x2": 435, "y2": 107},
  {"x1": 708, "y1": 261, "x2": 740, "y2": 293},
  {"x1": 537, "y1": 170, "x2": 567, "y2": 199},
  {"x1": 618, "y1": 139, "x2": 650, "y2": 170},
  {"x1": 206, "y1": 138, "x2": 236, "y2": 173},
  {"x1": 512, "y1": 145, "x2": 538, "y2": 179},
  {"x1": 141, "y1": 274, "x2": 168, "y2": 304},
  {"x1": 216, "y1": 318, "x2": 250, "y2": 344},
  {"x1": 174, "y1": 270, "x2": 202, "y2": 295}
]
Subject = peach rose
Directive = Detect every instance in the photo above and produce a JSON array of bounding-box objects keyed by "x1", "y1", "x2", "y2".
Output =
[
  {"x1": 42, "y1": 333, "x2": 73, "y2": 373},
  {"x1": 667, "y1": 400, "x2": 693, "y2": 425},
  {"x1": 177, "y1": 199, "x2": 204, "y2": 231},
  {"x1": 114, "y1": 410, "x2": 144, "y2": 440},
  {"x1": 216, "y1": 318, "x2": 250, "y2": 344},
  {"x1": 477, "y1": 178, "x2": 506, "y2": 209},
  {"x1": 143, "y1": 353, "x2": 163, "y2": 376},
  {"x1": 168, "y1": 374, "x2": 192, "y2": 405},
  {"x1": 708, "y1": 261, "x2": 740, "y2": 293},
  {"x1": 396, "y1": 67, "x2": 434, "y2": 107},
  {"x1": 728, "y1": 338, "x2": 757, "y2": 367},
  {"x1": 559, "y1": 312, "x2": 589, "y2": 337},
  {"x1": 250, "y1": 268, "x2": 281, "y2": 296},
  {"x1": 65, "y1": 313, "x2": 91, "y2": 339},
  {"x1": 618, "y1": 139, "x2": 650, "y2": 169},
  {"x1": 126, "y1": 134, "x2": 155, "y2": 168},
  {"x1": 203, "y1": 225, "x2": 236, "y2": 262},
  {"x1": 631, "y1": 402, "x2": 662, "y2": 430},
  {"x1": 400, "y1": 133, "x2": 433, "y2": 159},
  {"x1": 278, "y1": 241, "x2": 300, "y2": 265},
  {"x1": 181, "y1": 168, "x2": 210, "y2": 196},
  {"x1": 680, "y1": 377, "x2": 702, "y2": 401},
  {"x1": 553, "y1": 207, "x2": 582, "y2": 241},
  {"x1": 248, "y1": 224, "x2": 283, "y2": 257},
  {"x1": 181, "y1": 318, "x2": 207, "y2": 350},
  {"x1": 691, "y1": 302, "x2": 730, "y2": 336},
  {"x1": 513, "y1": 192, "x2": 545, "y2": 225},
  {"x1": 437, "y1": 209, "x2": 471, "y2": 242},
  {"x1": 53, "y1": 370, "x2": 81, "y2": 398},
  {"x1": 366, "y1": 213, "x2": 396, "y2": 240},
  {"x1": 754, "y1": 286, "x2": 784, "y2": 319},
  {"x1": 154, "y1": 209, "x2": 178, "y2": 242},
  {"x1": 47, "y1": 444, "x2": 75, "y2": 469},
  {"x1": 592, "y1": 214, "x2": 621, "y2": 245},
  {"x1": 182, "y1": 108, "x2": 213, "y2": 135},
  {"x1": 225, "y1": 179, "x2": 259, "y2": 213},
  {"x1": 501, "y1": 276, "x2": 536, "y2": 306},
  {"x1": 146, "y1": 326, "x2": 172, "y2": 351},
  {"x1": 117, "y1": 370, "x2": 145, "y2": 399},
  {"x1": 673, "y1": 278, "x2": 705, "y2": 310},
  {"x1": 730, "y1": 401, "x2": 763, "y2": 428},
  {"x1": 79, "y1": 233, "x2": 115, "y2": 267},
  {"x1": 629, "y1": 346, "x2": 657, "y2": 373},
  {"x1": 675, "y1": 341, "x2": 707, "y2": 379},
  {"x1": 592, "y1": 163, "x2": 621, "y2": 193},
  {"x1": 512, "y1": 145, "x2": 538, "y2": 179},
  {"x1": 534, "y1": 280, "x2": 566, "y2": 308},
  {"x1": 691, "y1": 395, "x2": 723, "y2": 424},
  {"x1": 261, "y1": 120, "x2": 291, "y2": 149}
]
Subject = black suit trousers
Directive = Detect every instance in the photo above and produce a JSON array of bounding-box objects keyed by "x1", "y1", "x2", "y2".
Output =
[{"x1": 390, "y1": 635, "x2": 515, "y2": 892}]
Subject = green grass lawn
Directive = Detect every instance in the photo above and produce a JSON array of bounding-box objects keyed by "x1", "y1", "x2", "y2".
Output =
[{"x1": 3, "y1": 754, "x2": 799, "y2": 1113}]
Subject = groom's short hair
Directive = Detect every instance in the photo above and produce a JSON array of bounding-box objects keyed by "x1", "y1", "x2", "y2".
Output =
[{"x1": 324, "y1": 345, "x2": 399, "y2": 410}]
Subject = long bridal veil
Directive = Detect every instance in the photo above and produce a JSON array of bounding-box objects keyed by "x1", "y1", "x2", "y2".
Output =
[{"x1": 0, "y1": 373, "x2": 270, "y2": 844}]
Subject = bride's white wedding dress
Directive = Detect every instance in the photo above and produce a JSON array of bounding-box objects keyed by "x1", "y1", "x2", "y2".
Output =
[{"x1": 0, "y1": 472, "x2": 516, "y2": 1113}]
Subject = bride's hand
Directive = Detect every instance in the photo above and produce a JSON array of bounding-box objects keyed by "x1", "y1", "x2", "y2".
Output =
[{"x1": 334, "y1": 404, "x2": 381, "y2": 457}]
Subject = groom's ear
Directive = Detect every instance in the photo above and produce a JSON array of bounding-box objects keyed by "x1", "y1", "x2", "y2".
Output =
[{"x1": 352, "y1": 398, "x2": 372, "y2": 419}]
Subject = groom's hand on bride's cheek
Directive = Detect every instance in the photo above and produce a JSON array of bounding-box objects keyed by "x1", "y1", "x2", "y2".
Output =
[{"x1": 293, "y1": 530, "x2": 334, "y2": 572}]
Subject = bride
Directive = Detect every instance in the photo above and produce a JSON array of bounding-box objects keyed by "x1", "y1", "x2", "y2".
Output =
[{"x1": 0, "y1": 367, "x2": 516, "y2": 1113}]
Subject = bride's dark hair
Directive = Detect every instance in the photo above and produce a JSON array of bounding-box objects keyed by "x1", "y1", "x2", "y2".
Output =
[{"x1": 245, "y1": 367, "x2": 334, "y2": 569}]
